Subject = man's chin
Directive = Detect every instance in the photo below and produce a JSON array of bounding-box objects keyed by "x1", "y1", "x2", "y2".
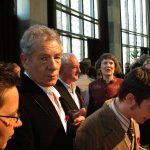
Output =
[{"x1": 44, "y1": 81, "x2": 57, "y2": 87}]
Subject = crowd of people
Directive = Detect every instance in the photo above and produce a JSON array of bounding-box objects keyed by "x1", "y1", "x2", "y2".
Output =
[{"x1": 0, "y1": 24, "x2": 150, "y2": 150}]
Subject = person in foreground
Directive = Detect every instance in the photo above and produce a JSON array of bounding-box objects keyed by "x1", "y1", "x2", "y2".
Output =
[
  {"x1": 74, "y1": 66, "x2": 150, "y2": 150},
  {"x1": 0, "y1": 63, "x2": 22, "y2": 150},
  {"x1": 6, "y1": 25, "x2": 72, "y2": 150}
]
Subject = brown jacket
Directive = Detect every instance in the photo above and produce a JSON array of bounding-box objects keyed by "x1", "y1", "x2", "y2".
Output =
[{"x1": 74, "y1": 99, "x2": 145, "y2": 150}]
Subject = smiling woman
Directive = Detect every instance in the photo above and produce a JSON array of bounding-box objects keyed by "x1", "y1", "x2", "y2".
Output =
[
  {"x1": 87, "y1": 53, "x2": 124, "y2": 116},
  {"x1": 0, "y1": 63, "x2": 22, "y2": 150}
]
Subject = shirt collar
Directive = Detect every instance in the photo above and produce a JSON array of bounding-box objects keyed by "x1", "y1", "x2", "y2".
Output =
[
  {"x1": 58, "y1": 77, "x2": 76, "y2": 91},
  {"x1": 109, "y1": 98, "x2": 130, "y2": 132},
  {"x1": 24, "y1": 71, "x2": 60, "y2": 97},
  {"x1": 102, "y1": 76, "x2": 116, "y2": 83},
  {"x1": 39, "y1": 85, "x2": 61, "y2": 98}
]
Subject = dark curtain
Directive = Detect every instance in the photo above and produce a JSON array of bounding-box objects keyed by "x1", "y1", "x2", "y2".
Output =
[{"x1": 0, "y1": 0, "x2": 20, "y2": 64}]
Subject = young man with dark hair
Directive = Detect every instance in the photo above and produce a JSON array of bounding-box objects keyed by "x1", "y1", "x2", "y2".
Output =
[{"x1": 74, "y1": 67, "x2": 150, "y2": 150}]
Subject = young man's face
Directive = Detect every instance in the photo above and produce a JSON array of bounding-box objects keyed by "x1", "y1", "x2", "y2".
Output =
[
  {"x1": 131, "y1": 99, "x2": 150, "y2": 124},
  {"x1": 0, "y1": 87, "x2": 22, "y2": 149}
]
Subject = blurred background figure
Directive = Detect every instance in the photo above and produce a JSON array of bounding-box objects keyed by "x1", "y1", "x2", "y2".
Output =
[
  {"x1": 143, "y1": 58, "x2": 150, "y2": 69},
  {"x1": 114, "y1": 61, "x2": 125, "y2": 79},
  {"x1": 76, "y1": 61, "x2": 92, "y2": 108},
  {"x1": 82, "y1": 58, "x2": 92, "y2": 68},
  {"x1": 0, "y1": 63, "x2": 22, "y2": 150},
  {"x1": 87, "y1": 66, "x2": 97, "y2": 81},
  {"x1": 124, "y1": 62, "x2": 130, "y2": 75},
  {"x1": 7, "y1": 63, "x2": 21, "y2": 77}
]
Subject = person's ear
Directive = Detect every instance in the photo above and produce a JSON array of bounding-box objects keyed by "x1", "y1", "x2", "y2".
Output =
[
  {"x1": 20, "y1": 53, "x2": 29, "y2": 70},
  {"x1": 125, "y1": 93, "x2": 136, "y2": 106}
]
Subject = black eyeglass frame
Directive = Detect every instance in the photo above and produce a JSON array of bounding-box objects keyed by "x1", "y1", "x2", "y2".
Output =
[{"x1": 0, "y1": 113, "x2": 20, "y2": 122}]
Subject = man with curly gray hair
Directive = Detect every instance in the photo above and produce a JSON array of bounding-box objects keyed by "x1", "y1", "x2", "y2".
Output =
[{"x1": 6, "y1": 25, "x2": 72, "y2": 150}]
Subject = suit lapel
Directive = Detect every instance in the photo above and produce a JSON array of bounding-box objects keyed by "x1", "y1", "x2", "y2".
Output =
[
  {"x1": 20, "y1": 74, "x2": 63, "y2": 126},
  {"x1": 55, "y1": 80, "x2": 79, "y2": 110},
  {"x1": 101, "y1": 103, "x2": 130, "y2": 149}
]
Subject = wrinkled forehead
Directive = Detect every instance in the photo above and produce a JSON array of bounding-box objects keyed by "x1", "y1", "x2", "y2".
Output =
[{"x1": 27, "y1": 40, "x2": 62, "y2": 56}]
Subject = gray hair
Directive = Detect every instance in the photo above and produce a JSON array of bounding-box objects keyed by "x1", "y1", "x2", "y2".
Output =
[
  {"x1": 20, "y1": 24, "x2": 62, "y2": 55},
  {"x1": 61, "y1": 53, "x2": 76, "y2": 65}
]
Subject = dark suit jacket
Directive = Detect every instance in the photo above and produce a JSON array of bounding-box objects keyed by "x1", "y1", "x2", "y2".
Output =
[
  {"x1": 6, "y1": 74, "x2": 72, "y2": 150},
  {"x1": 140, "y1": 119, "x2": 150, "y2": 147},
  {"x1": 55, "y1": 79, "x2": 84, "y2": 113},
  {"x1": 74, "y1": 99, "x2": 143, "y2": 150},
  {"x1": 55, "y1": 79, "x2": 85, "y2": 138}
]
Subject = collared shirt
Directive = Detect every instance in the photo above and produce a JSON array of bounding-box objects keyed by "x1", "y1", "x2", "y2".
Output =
[
  {"x1": 24, "y1": 72, "x2": 67, "y2": 132},
  {"x1": 110, "y1": 99, "x2": 136, "y2": 150},
  {"x1": 59, "y1": 78, "x2": 80, "y2": 109},
  {"x1": 109, "y1": 98, "x2": 130, "y2": 132}
]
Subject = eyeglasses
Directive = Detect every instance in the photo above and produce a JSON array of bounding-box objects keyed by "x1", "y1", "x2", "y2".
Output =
[{"x1": 0, "y1": 113, "x2": 20, "y2": 125}]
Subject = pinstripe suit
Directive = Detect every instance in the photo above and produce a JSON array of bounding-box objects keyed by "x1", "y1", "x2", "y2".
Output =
[{"x1": 74, "y1": 99, "x2": 145, "y2": 150}]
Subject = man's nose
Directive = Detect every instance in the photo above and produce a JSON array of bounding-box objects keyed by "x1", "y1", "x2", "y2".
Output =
[
  {"x1": 14, "y1": 119, "x2": 22, "y2": 128},
  {"x1": 47, "y1": 59, "x2": 57, "y2": 70}
]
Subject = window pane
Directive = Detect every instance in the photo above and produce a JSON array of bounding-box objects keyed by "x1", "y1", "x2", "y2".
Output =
[
  {"x1": 83, "y1": 0, "x2": 93, "y2": 17},
  {"x1": 129, "y1": 34, "x2": 134, "y2": 45},
  {"x1": 57, "y1": 0, "x2": 69, "y2": 6},
  {"x1": 142, "y1": 0, "x2": 147, "y2": 34},
  {"x1": 56, "y1": 10, "x2": 62, "y2": 29},
  {"x1": 144, "y1": 37, "x2": 147, "y2": 47},
  {"x1": 94, "y1": 0, "x2": 98, "y2": 19},
  {"x1": 122, "y1": 47, "x2": 130, "y2": 73},
  {"x1": 135, "y1": 0, "x2": 141, "y2": 33},
  {"x1": 72, "y1": 38, "x2": 83, "y2": 61},
  {"x1": 84, "y1": 20, "x2": 94, "y2": 37},
  {"x1": 122, "y1": 32, "x2": 128, "y2": 44},
  {"x1": 137, "y1": 36, "x2": 142, "y2": 47},
  {"x1": 71, "y1": 0, "x2": 82, "y2": 12},
  {"x1": 60, "y1": 36, "x2": 71, "y2": 53},
  {"x1": 57, "y1": 11, "x2": 70, "y2": 31},
  {"x1": 84, "y1": 40, "x2": 88, "y2": 58},
  {"x1": 71, "y1": 16, "x2": 83, "y2": 34},
  {"x1": 128, "y1": 0, "x2": 134, "y2": 31},
  {"x1": 95, "y1": 24, "x2": 99, "y2": 38},
  {"x1": 121, "y1": 0, "x2": 128, "y2": 29}
]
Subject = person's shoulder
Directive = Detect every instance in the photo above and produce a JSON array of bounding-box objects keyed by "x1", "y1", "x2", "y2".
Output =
[
  {"x1": 89, "y1": 79, "x2": 101, "y2": 86},
  {"x1": 114, "y1": 77, "x2": 124, "y2": 82}
]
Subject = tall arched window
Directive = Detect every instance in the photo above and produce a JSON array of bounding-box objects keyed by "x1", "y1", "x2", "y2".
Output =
[
  {"x1": 120, "y1": 0, "x2": 149, "y2": 67},
  {"x1": 56, "y1": 0, "x2": 99, "y2": 61}
]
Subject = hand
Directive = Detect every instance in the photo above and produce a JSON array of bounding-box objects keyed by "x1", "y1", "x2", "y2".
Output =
[{"x1": 73, "y1": 108, "x2": 86, "y2": 126}]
